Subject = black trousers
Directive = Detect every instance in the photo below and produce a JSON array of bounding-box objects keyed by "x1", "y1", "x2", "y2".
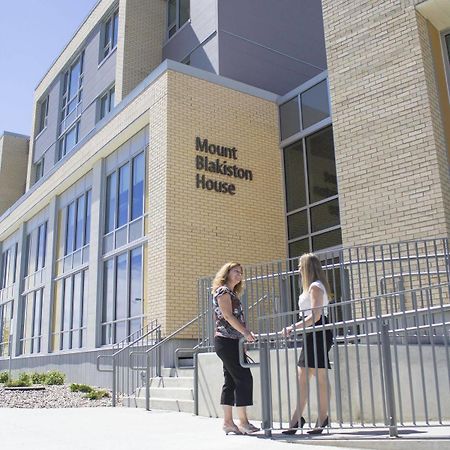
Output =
[{"x1": 214, "y1": 336, "x2": 253, "y2": 407}]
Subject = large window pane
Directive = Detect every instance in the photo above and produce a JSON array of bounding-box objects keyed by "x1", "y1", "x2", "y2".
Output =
[
  {"x1": 289, "y1": 239, "x2": 310, "y2": 259},
  {"x1": 306, "y1": 126, "x2": 337, "y2": 204},
  {"x1": 62, "y1": 277, "x2": 73, "y2": 350},
  {"x1": 301, "y1": 80, "x2": 330, "y2": 129},
  {"x1": 26, "y1": 231, "x2": 37, "y2": 275},
  {"x1": 65, "y1": 202, "x2": 76, "y2": 255},
  {"x1": 112, "y1": 12, "x2": 119, "y2": 48},
  {"x1": 280, "y1": 97, "x2": 300, "y2": 141},
  {"x1": 103, "y1": 260, "x2": 114, "y2": 323},
  {"x1": 130, "y1": 248, "x2": 142, "y2": 318},
  {"x1": 72, "y1": 272, "x2": 82, "y2": 348},
  {"x1": 287, "y1": 210, "x2": 308, "y2": 240},
  {"x1": 85, "y1": 190, "x2": 91, "y2": 245},
  {"x1": 37, "y1": 223, "x2": 47, "y2": 270},
  {"x1": 105, "y1": 172, "x2": 117, "y2": 233},
  {"x1": 32, "y1": 290, "x2": 43, "y2": 354},
  {"x1": 284, "y1": 141, "x2": 306, "y2": 212},
  {"x1": 310, "y1": 199, "x2": 340, "y2": 233},
  {"x1": 179, "y1": 0, "x2": 190, "y2": 27},
  {"x1": 116, "y1": 253, "x2": 128, "y2": 320},
  {"x1": 312, "y1": 228, "x2": 342, "y2": 252},
  {"x1": 118, "y1": 163, "x2": 130, "y2": 227},
  {"x1": 168, "y1": 0, "x2": 176, "y2": 25},
  {"x1": 75, "y1": 195, "x2": 85, "y2": 250},
  {"x1": 131, "y1": 153, "x2": 144, "y2": 220}
]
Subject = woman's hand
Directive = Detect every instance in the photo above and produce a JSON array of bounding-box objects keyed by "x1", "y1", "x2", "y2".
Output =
[
  {"x1": 244, "y1": 330, "x2": 257, "y2": 342},
  {"x1": 282, "y1": 326, "x2": 293, "y2": 337}
]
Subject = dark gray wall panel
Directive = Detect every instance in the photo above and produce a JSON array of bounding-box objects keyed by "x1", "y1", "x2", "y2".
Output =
[{"x1": 218, "y1": 0, "x2": 327, "y2": 95}]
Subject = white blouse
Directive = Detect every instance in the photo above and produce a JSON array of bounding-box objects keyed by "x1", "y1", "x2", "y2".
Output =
[{"x1": 298, "y1": 280, "x2": 329, "y2": 317}]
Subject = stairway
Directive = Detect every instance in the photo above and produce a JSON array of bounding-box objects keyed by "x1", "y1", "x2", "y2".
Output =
[{"x1": 125, "y1": 367, "x2": 195, "y2": 413}]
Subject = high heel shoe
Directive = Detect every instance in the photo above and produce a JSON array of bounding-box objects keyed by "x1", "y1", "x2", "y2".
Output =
[
  {"x1": 223, "y1": 424, "x2": 242, "y2": 435},
  {"x1": 282, "y1": 416, "x2": 305, "y2": 435},
  {"x1": 307, "y1": 416, "x2": 329, "y2": 435},
  {"x1": 238, "y1": 422, "x2": 260, "y2": 434}
]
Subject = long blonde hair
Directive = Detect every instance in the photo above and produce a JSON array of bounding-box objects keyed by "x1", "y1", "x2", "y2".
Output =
[
  {"x1": 299, "y1": 253, "x2": 331, "y2": 298},
  {"x1": 212, "y1": 262, "x2": 244, "y2": 296}
]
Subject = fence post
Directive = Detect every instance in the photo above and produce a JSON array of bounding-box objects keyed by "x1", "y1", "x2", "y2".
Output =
[
  {"x1": 260, "y1": 340, "x2": 273, "y2": 438},
  {"x1": 112, "y1": 357, "x2": 117, "y2": 407},
  {"x1": 146, "y1": 353, "x2": 150, "y2": 411},
  {"x1": 381, "y1": 322, "x2": 398, "y2": 438},
  {"x1": 156, "y1": 329, "x2": 161, "y2": 377}
]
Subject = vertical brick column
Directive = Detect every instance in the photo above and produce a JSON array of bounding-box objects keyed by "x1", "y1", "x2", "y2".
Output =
[
  {"x1": 115, "y1": 0, "x2": 166, "y2": 102},
  {"x1": 321, "y1": 0, "x2": 450, "y2": 245}
]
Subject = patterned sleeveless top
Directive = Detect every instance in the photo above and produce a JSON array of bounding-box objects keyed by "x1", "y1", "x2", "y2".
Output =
[{"x1": 213, "y1": 286, "x2": 246, "y2": 339}]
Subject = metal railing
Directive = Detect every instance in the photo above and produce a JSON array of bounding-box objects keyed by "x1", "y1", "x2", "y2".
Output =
[
  {"x1": 198, "y1": 237, "x2": 450, "y2": 346},
  {"x1": 238, "y1": 283, "x2": 450, "y2": 437},
  {"x1": 97, "y1": 320, "x2": 160, "y2": 406}
]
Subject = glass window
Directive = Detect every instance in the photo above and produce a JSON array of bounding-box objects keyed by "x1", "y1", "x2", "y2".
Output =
[
  {"x1": 131, "y1": 152, "x2": 144, "y2": 220},
  {"x1": 105, "y1": 172, "x2": 117, "y2": 233},
  {"x1": 280, "y1": 97, "x2": 300, "y2": 141},
  {"x1": 289, "y1": 239, "x2": 309, "y2": 259},
  {"x1": 312, "y1": 228, "x2": 342, "y2": 252},
  {"x1": 167, "y1": 0, "x2": 189, "y2": 38},
  {"x1": 99, "y1": 85, "x2": 115, "y2": 121},
  {"x1": 445, "y1": 33, "x2": 450, "y2": 64},
  {"x1": 179, "y1": 0, "x2": 190, "y2": 27},
  {"x1": 287, "y1": 210, "x2": 308, "y2": 240},
  {"x1": 20, "y1": 288, "x2": 44, "y2": 355},
  {"x1": 1, "y1": 244, "x2": 17, "y2": 289},
  {"x1": 310, "y1": 199, "x2": 340, "y2": 233},
  {"x1": 101, "y1": 247, "x2": 144, "y2": 345},
  {"x1": 116, "y1": 253, "x2": 128, "y2": 321},
  {"x1": 72, "y1": 272, "x2": 83, "y2": 347},
  {"x1": 37, "y1": 96, "x2": 49, "y2": 133},
  {"x1": 58, "y1": 121, "x2": 80, "y2": 160},
  {"x1": 118, "y1": 163, "x2": 130, "y2": 228},
  {"x1": 34, "y1": 158, "x2": 44, "y2": 183},
  {"x1": 85, "y1": 190, "x2": 92, "y2": 245},
  {"x1": 37, "y1": 223, "x2": 47, "y2": 270},
  {"x1": 65, "y1": 202, "x2": 76, "y2": 255},
  {"x1": 306, "y1": 126, "x2": 337, "y2": 204},
  {"x1": 301, "y1": 80, "x2": 330, "y2": 129},
  {"x1": 75, "y1": 195, "x2": 85, "y2": 250},
  {"x1": 0, "y1": 301, "x2": 13, "y2": 357},
  {"x1": 62, "y1": 276, "x2": 73, "y2": 350},
  {"x1": 130, "y1": 247, "x2": 142, "y2": 317},
  {"x1": 102, "y1": 10, "x2": 119, "y2": 60},
  {"x1": 284, "y1": 141, "x2": 306, "y2": 212},
  {"x1": 102, "y1": 260, "x2": 114, "y2": 326}
]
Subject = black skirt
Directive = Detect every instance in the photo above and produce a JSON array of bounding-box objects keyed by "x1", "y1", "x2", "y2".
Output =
[{"x1": 297, "y1": 315, "x2": 334, "y2": 369}]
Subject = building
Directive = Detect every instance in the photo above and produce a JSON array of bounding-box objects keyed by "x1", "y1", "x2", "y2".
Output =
[{"x1": 0, "y1": 0, "x2": 449, "y2": 383}]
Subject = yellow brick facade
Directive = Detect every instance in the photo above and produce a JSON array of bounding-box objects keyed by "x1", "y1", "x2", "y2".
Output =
[
  {"x1": 147, "y1": 70, "x2": 286, "y2": 334},
  {"x1": 0, "y1": 134, "x2": 29, "y2": 216},
  {"x1": 321, "y1": 0, "x2": 450, "y2": 247}
]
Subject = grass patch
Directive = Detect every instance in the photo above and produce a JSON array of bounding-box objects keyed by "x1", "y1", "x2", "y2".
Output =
[
  {"x1": 5, "y1": 372, "x2": 32, "y2": 387},
  {"x1": 70, "y1": 383, "x2": 93, "y2": 393},
  {"x1": 0, "y1": 371, "x2": 10, "y2": 383},
  {"x1": 44, "y1": 370, "x2": 65, "y2": 385},
  {"x1": 31, "y1": 372, "x2": 47, "y2": 384},
  {"x1": 83, "y1": 388, "x2": 110, "y2": 400}
]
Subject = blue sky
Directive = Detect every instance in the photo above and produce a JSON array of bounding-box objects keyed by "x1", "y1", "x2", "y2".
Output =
[{"x1": 0, "y1": 0, "x2": 99, "y2": 136}]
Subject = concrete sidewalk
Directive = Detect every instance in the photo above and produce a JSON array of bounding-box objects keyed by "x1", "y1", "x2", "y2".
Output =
[{"x1": 1, "y1": 407, "x2": 450, "y2": 450}]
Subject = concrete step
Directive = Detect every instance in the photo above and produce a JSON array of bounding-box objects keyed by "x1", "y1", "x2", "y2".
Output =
[
  {"x1": 160, "y1": 367, "x2": 194, "y2": 377},
  {"x1": 133, "y1": 396, "x2": 195, "y2": 413},
  {"x1": 148, "y1": 376, "x2": 194, "y2": 389},
  {"x1": 148, "y1": 387, "x2": 194, "y2": 400}
]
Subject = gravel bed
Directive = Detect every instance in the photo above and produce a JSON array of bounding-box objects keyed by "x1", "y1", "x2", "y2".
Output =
[{"x1": 0, "y1": 384, "x2": 122, "y2": 408}]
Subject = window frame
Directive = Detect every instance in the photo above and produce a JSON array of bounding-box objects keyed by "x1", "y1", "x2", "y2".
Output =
[
  {"x1": 34, "y1": 157, "x2": 45, "y2": 184},
  {"x1": 57, "y1": 120, "x2": 80, "y2": 161},
  {"x1": 441, "y1": 29, "x2": 450, "y2": 99},
  {"x1": 101, "y1": 9, "x2": 119, "y2": 62},
  {"x1": 98, "y1": 85, "x2": 115, "y2": 121},
  {"x1": 37, "y1": 95, "x2": 49, "y2": 135},
  {"x1": 166, "y1": 0, "x2": 190, "y2": 41}
]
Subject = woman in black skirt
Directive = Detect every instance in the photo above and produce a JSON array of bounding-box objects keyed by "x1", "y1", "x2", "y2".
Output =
[
  {"x1": 212, "y1": 262, "x2": 260, "y2": 435},
  {"x1": 281, "y1": 253, "x2": 334, "y2": 435}
]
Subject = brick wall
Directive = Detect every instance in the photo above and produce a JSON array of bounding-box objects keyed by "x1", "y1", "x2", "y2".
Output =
[{"x1": 322, "y1": 0, "x2": 450, "y2": 246}]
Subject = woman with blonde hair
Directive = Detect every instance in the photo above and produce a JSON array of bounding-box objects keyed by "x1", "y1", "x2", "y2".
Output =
[
  {"x1": 281, "y1": 253, "x2": 334, "y2": 435},
  {"x1": 212, "y1": 262, "x2": 259, "y2": 435}
]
